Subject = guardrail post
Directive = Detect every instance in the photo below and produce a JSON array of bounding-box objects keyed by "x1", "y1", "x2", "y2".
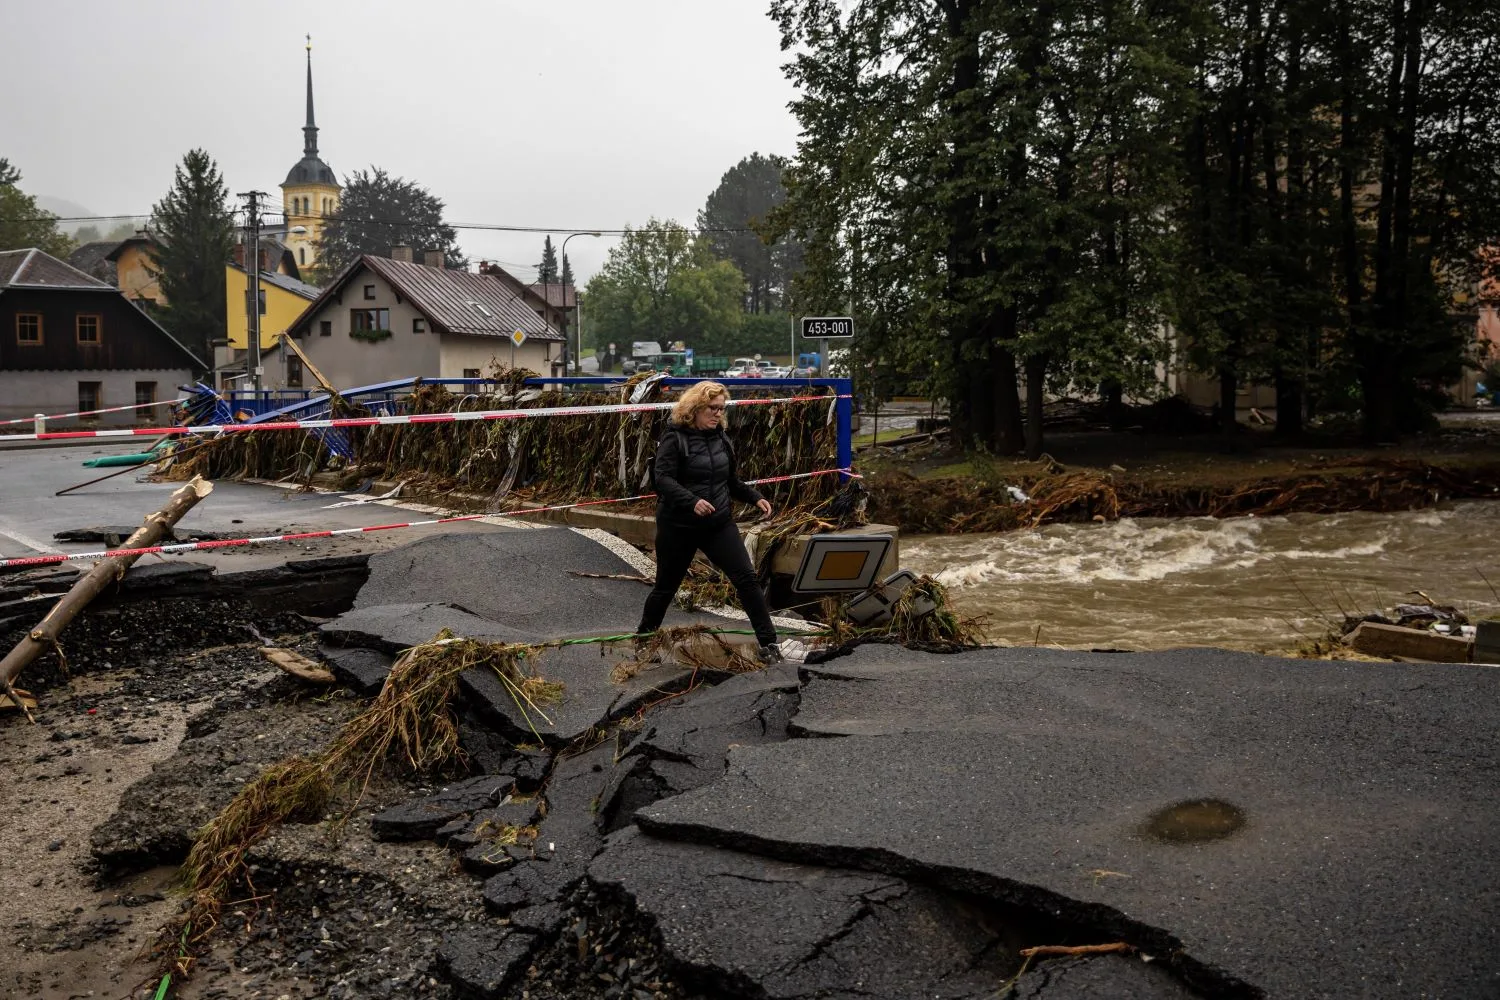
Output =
[
  {"x1": 834, "y1": 378, "x2": 853, "y2": 480},
  {"x1": 33, "y1": 413, "x2": 45, "y2": 435}
]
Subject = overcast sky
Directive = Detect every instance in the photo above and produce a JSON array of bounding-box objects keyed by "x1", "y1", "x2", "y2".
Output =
[{"x1": 0, "y1": 0, "x2": 801, "y2": 285}]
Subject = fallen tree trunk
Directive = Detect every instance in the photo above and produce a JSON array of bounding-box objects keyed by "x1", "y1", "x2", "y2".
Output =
[{"x1": 0, "y1": 476, "x2": 213, "y2": 712}]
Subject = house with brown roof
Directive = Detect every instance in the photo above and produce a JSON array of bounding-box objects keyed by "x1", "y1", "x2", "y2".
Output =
[
  {"x1": 0, "y1": 248, "x2": 206, "y2": 424},
  {"x1": 270, "y1": 251, "x2": 564, "y2": 390}
]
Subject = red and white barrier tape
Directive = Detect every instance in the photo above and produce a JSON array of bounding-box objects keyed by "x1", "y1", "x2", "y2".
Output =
[
  {"x1": 0, "y1": 394, "x2": 850, "y2": 443},
  {"x1": 0, "y1": 396, "x2": 189, "y2": 426},
  {"x1": 0, "y1": 468, "x2": 859, "y2": 569}
]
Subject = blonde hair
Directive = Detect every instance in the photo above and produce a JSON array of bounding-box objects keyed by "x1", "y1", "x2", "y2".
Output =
[{"x1": 670, "y1": 380, "x2": 729, "y2": 427}]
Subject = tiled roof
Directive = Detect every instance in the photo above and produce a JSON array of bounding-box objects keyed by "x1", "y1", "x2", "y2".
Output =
[
  {"x1": 527, "y1": 283, "x2": 577, "y2": 309},
  {"x1": 229, "y1": 262, "x2": 321, "y2": 300},
  {"x1": 297, "y1": 256, "x2": 563, "y2": 341},
  {"x1": 0, "y1": 248, "x2": 115, "y2": 290},
  {"x1": 67, "y1": 241, "x2": 121, "y2": 285}
]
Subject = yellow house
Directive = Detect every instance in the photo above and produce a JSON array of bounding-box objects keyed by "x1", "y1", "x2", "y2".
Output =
[
  {"x1": 225, "y1": 263, "x2": 320, "y2": 351},
  {"x1": 105, "y1": 237, "x2": 163, "y2": 307},
  {"x1": 280, "y1": 41, "x2": 340, "y2": 273}
]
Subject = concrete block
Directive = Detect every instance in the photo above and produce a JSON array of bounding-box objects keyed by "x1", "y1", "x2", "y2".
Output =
[
  {"x1": 1347, "y1": 621, "x2": 1473, "y2": 663},
  {"x1": 1477, "y1": 620, "x2": 1500, "y2": 665}
]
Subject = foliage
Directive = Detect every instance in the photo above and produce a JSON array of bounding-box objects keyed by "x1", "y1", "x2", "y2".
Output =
[
  {"x1": 537, "y1": 235, "x2": 558, "y2": 284},
  {"x1": 148, "y1": 149, "x2": 234, "y2": 365},
  {"x1": 582, "y1": 219, "x2": 747, "y2": 355},
  {"x1": 72, "y1": 221, "x2": 139, "y2": 244},
  {"x1": 768, "y1": 0, "x2": 1190, "y2": 459},
  {"x1": 560, "y1": 251, "x2": 573, "y2": 287},
  {"x1": 698, "y1": 152, "x2": 804, "y2": 314},
  {"x1": 349, "y1": 327, "x2": 393, "y2": 343},
  {"x1": 315, "y1": 167, "x2": 462, "y2": 279},
  {"x1": 0, "y1": 158, "x2": 74, "y2": 257}
]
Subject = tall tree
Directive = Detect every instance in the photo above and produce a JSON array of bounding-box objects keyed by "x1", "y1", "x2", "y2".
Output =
[
  {"x1": 560, "y1": 252, "x2": 573, "y2": 287},
  {"x1": 582, "y1": 219, "x2": 745, "y2": 355},
  {"x1": 537, "y1": 235, "x2": 559, "y2": 284},
  {"x1": 0, "y1": 158, "x2": 73, "y2": 256},
  {"x1": 770, "y1": 0, "x2": 1189, "y2": 457},
  {"x1": 316, "y1": 167, "x2": 462, "y2": 278},
  {"x1": 149, "y1": 149, "x2": 233, "y2": 363},
  {"x1": 699, "y1": 152, "x2": 803, "y2": 313}
]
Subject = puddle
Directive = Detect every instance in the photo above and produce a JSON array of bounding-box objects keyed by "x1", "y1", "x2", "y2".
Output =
[{"x1": 1143, "y1": 799, "x2": 1245, "y2": 843}]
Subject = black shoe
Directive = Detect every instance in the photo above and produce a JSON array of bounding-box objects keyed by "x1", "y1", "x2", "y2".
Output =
[{"x1": 758, "y1": 643, "x2": 784, "y2": 664}]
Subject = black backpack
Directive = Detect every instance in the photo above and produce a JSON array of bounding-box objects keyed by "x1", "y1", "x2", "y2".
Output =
[{"x1": 647, "y1": 428, "x2": 689, "y2": 491}]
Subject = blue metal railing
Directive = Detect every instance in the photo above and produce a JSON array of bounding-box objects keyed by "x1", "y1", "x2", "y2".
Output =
[{"x1": 218, "y1": 375, "x2": 855, "y2": 479}]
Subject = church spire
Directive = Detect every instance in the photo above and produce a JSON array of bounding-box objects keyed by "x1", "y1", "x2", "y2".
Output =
[{"x1": 303, "y1": 35, "x2": 319, "y2": 158}]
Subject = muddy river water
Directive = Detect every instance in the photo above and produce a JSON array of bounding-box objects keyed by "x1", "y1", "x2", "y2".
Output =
[{"x1": 903, "y1": 500, "x2": 1500, "y2": 653}]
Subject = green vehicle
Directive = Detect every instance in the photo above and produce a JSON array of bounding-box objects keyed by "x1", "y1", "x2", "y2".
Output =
[{"x1": 633, "y1": 352, "x2": 730, "y2": 377}]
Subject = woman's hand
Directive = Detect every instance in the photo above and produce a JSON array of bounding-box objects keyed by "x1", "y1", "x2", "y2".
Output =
[
  {"x1": 694, "y1": 499, "x2": 716, "y2": 517},
  {"x1": 756, "y1": 498, "x2": 773, "y2": 519}
]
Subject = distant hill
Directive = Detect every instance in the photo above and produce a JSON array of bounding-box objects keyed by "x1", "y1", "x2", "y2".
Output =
[{"x1": 33, "y1": 195, "x2": 147, "y2": 238}]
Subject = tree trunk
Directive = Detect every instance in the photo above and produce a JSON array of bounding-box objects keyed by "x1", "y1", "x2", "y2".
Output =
[
  {"x1": 1274, "y1": 365, "x2": 1304, "y2": 438},
  {"x1": 1023, "y1": 353, "x2": 1047, "y2": 459},
  {"x1": 0, "y1": 477, "x2": 214, "y2": 701},
  {"x1": 1219, "y1": 366, "x2": 1239, "y2": 442},
  {"x1": 1102, "y1": 379, "x2": 1126, "y2": 431}
]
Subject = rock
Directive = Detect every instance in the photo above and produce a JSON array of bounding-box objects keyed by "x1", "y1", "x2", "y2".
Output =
[
  {"x1": 435, "y1": 926, "x2": 537, "y2": 999},
  {"x1": 1346, "y1": 621, "x2": 1473, "y2": 662},
  {"x1": 368, "y1": 776, "x2": 515, "y2": 842},
  {"x1": 506, "y1": 901, "x2": 567, "y2": 939},
  {"x1": 637, "y1": 644, "x2": 1500, "y2": 998},
  {"x1": 321, "y1": 646, "x2": 394, "y2": 694},
  {"x1": 319, "y1": 602, "x2": 537, "y2": 655}
]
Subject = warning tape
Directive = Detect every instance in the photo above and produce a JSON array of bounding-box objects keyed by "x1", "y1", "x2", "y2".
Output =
[
  {"x1": 0, "y1": 394, "x2": 850, "y2": 443},
  {"x1": 0, "y1": 397, "x2": 189, "y2": 426},
  {"x1": 0, "y1": 468, "x2": 859, "y2": 569}
]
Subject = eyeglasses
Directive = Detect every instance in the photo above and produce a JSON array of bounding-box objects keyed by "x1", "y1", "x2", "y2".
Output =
[{"x1": 705, "y1": 404, "x2": 727, "y2": 413}]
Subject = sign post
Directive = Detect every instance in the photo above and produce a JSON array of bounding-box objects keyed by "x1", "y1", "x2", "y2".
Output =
[
  {"x1": 799, "y1": 316, "x2": 854, "y2": 374},
  {"x1": 510, "y1": 328, "x2": 527, "y2": 371}
]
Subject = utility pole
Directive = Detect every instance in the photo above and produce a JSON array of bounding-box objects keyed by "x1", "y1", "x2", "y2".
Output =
[{"x1": 238, "y1": 190, "x2": 267, "y2": 398}]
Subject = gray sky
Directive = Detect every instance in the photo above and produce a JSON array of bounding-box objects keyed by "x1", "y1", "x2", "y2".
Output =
[{"x1": 0, "y1": 0, "x2": 801, "y2": 285}]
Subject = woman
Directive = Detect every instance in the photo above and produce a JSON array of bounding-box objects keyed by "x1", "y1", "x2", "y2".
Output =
[{"x1": 635, "y1": 380, "x2": 782, "y2": 662}]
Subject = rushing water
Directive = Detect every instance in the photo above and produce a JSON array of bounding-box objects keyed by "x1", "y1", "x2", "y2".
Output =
[{"x1": 903, "y1": 501, "x2": 1500, "y2": 653}]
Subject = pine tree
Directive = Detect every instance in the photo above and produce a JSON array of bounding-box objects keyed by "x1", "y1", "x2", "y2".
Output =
[
  {"x1": 560, "y1": 251, "x2": 573, "y2": 288},
  {"x1": 537, "y1": 235, "x2": 559, "y2": 284},
  {"x1": 149, "y1": 149, "x2": 234, "y2": 365},
  {"x1": 316, "y1": 167, "x2": 462, "y2": 279}
]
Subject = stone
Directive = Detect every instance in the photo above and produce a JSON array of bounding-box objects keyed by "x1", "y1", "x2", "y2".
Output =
[
  {"x1": 435, "y1": 926, "x2": 537, "y2": 999},
  {"x1": 1346, "y1": 621, "x2": 1473, "y2": 663},
  {"x1": 368, "y1": 776, "x2": 515, "y2": 842},
  {"x1": 320, "y1": 646, "x2": 393, "y2": 695}
]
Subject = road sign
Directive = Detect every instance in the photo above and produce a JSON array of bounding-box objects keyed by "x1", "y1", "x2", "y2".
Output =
[
  {"x1": 510, "y1": 329, "x2": 527, "y2": 347},
  {"x1": 800, "y1": 316, "x2": 854, "y2": 339}
]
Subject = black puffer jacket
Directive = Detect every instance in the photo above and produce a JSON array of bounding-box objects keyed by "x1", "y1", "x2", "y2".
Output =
[{"x1": 653, "y1": 426, "x2": 764, "y2": 528}]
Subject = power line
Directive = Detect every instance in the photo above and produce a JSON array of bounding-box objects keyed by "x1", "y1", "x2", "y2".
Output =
[{"x1": 16, "y1": 212, "x2": 765, "y2": 235}]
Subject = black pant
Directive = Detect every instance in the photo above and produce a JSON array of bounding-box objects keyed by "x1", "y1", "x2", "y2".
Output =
[{"x1": 637, "y1": 519, "x2": 778, "y2": 647}]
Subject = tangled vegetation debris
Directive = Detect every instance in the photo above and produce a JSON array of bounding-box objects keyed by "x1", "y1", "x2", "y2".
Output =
[{"x1": 154, "y1": 630, "x2": 564, "y2": 989}]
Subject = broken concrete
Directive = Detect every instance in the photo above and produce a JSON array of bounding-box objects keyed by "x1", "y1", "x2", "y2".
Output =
[
  {"x1": 638, "y1": 644, "x2": 1500, "y2": 997},
  {"x1": 436, "y1": 926, "x2": 539, "y2": 1000},
  {"x1": 321, "y1": 645, "x2": 394, "y2": 694},
  {"x1": 319, "y1": 601, "x2": 539, "y2": 653},
  {"x1": 459, "y1": 642, "x2": 695, "y2": 746},
  {"x1": 1346, "y1": 620, "x2": 1474, "y2": 662},
  {"x1": 368, "y1": 775, "x2": 515, "y2": 842}
]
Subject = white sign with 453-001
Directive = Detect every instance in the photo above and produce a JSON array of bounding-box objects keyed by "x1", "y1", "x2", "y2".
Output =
[{"x1": 800, "y1": 316, "x2": 855, "y2": 339}]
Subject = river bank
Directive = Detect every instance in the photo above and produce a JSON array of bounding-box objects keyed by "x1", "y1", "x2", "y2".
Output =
[{"x1": 860, "y1": 413, "x2": 1500, "y2": 533}]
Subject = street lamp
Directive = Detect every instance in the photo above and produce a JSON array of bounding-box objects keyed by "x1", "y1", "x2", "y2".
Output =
[{"x1": 553, "y1": 231, "x2": 602, "y2": 374}]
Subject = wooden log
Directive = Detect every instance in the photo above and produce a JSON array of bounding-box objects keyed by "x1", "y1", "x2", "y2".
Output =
[
  {"x1": 0, "y1": 476, "x2": 214, "y2": 707},
  {"x1": 260, "y1": 646, "x2": 336, "y2": 684}
]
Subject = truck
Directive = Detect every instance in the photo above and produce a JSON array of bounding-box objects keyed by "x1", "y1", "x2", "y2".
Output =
[{"x1": 627, "y1": 352, "x2": 732, "y2": 377}]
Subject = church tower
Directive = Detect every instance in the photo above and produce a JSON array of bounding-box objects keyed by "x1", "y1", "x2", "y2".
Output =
[{"x1": 280, "y1": 37, "x2": 339, "y2": 274}]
